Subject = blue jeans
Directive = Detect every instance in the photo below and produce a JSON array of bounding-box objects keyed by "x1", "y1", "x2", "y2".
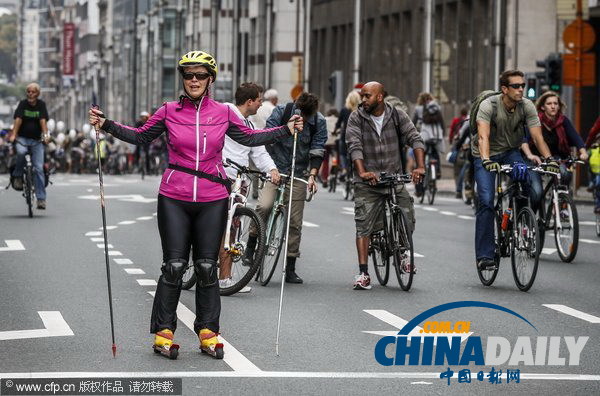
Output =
[
  {"x1": 13, "y1": 137, "x2": 46, "y2": 200},
  {"x1": 473, "y1": 149, "x2": 541, "y2": 261}
]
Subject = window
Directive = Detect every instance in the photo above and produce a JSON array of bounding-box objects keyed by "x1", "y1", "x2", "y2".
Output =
[
  {"x1": 162, "y1": 67, "x2": 175, "y2": 100},
  {"x1": 162, "y1": 9, "x2": 177, "y2": 49}
]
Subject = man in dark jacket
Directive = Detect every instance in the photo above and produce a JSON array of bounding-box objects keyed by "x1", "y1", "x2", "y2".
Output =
[{"x1": 346, "y1": 82, "x2": 425, "y2": 290}]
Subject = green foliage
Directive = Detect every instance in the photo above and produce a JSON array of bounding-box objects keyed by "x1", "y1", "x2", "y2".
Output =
[
  {"x1": 0, "y1": 83, "x2": 26, "y2": 99},
  {"x1": 0, "y1": 13, "x2": 17, "y2": 80}
]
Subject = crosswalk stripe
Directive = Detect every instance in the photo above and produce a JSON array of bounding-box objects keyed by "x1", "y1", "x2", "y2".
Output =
[
  {"x1": 124, "y1": 268, "x2": 145, "y2": 275},
  {"x1": 114, "y1": 258, "x2": 133, "y2": 265},
  {"x1": 543, "y1": 304, "x2": 600, "y2": 324},
  {"x1": 580, "y1": 239, "x2": 600, "y2": 245}
]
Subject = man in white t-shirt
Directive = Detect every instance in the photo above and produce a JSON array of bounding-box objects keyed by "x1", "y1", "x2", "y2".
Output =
[{"x1": 221, "y1": 83, "x2": 280, "y2": 294}]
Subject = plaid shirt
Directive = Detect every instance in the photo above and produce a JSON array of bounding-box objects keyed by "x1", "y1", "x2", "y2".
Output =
[{"x1": 346, "y1": 103, "x2": 424, "y2": 182}]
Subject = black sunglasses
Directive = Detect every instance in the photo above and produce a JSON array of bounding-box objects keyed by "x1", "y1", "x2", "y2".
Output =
[
  {"x1": 507, "y1": 83, "x2": 526, "y2": 89},
  {"x1": 182, "y1": 72, "x2": 211, "y2": 81}
]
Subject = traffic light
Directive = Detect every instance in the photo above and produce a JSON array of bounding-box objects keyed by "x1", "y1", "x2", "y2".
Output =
[
  {"x1": 535, "y1": 59, "x2": 548, "y2": 90},
  {"x1": 547, "y1": 54, "x2": 562, "y2": 92},
  {"x1": 525, "y1": 73, "x2": 538, "y2": 99}
]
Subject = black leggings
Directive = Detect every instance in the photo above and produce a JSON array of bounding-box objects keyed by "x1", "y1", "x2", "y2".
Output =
[{"x1": 150, "y1": 194, "x2": 228, "y2": 335}]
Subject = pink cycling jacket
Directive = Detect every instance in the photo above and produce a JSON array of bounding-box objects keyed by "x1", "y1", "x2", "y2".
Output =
[{"x1": 101, "y1": 96, "x2": 289, "y2": 202}]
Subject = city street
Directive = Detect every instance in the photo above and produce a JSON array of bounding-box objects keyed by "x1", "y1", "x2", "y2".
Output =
[{"x1": 0, "y1": 173, "x2": 599, "y2": 394}]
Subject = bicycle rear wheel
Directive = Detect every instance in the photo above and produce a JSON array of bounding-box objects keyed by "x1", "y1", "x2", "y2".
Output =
[
  {"x1": 392, "y1": 209, "x2": 414, "y2": 291},
  {"x1": 219, "y1": 207, "x2": 266, "y2": 295},
  {"x1": 260, "y1": 207, "x2": 286, "y2": 286},
  {"x1": 26, "y1": 168, "x2": 33, "y2": 218},
  {"x1": 370, "y1": 232, "x2": 390, "y2": 286},
  {"x1": 511, "y1": 206, "x2": 540, "y2": 291},
  {"x1": 427, "y1": 179, "x2": 436, "y2": 205},
  {"x1": 596, "y1": 213, "x2": 600, "y2": 237},
  {"x1": 478, "y1": 213, "x2": 500, "y2": 286},
  {"x1": 553, "y1": 192, "x2": 578, "y2": 263}
]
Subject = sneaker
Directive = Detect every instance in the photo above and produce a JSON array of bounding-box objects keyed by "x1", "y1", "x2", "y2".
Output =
[
  {"x1": 36, "y1": 199, "x2": 46, "y2": 210},
  {"x1": 400, "y1": 252, "x2": 417, "y2": 274},
  {"x1": 353, "y1": 273, "x2": 372, "y2": 290},
  {"x1": 219, "y1": 278, "x2": 252, "y2": 293},
  {"x1": 455, "y1": 192, "x2": 462, "y2": 199},
  {"x1": 477, "y1": 258, "x2": 496, "y2": 271},
  {"x1": 12, "y1": 177, "x2": 23, "y2": 191},
  {"x1": 285, "y1": 270, "x2": 303, "y2": 284}
]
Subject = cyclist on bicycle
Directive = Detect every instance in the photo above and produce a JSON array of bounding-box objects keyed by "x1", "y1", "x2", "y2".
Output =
[
  {"x1": 7, "y1": 83, "x2": 50, "y2": 209},
  {"x1": 220, "y1": 82, "x2": 280, "y2": 293},
  {"x1": 586, "y1": 116, "x2": 600, "y2": 213},
  {"x1": 89, "y1": 50, "x2": 302, "y2": 360},
  {"x1": 473, "y1": 70, "x2": 559, "y2": 271},
  {"x1": 520, "y1": 91, "x2": 588, "y2": 209},
  {"x1": 346, "y1": 81, "x2": 425, "y2": 290}
]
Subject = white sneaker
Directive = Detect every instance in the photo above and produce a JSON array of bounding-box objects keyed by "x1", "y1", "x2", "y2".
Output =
[
  {"x1": 219, "y1": 278, "x2": 252, "y2": 294},
  {"x1": 353, "y1": 273, "x2": 372, "y2": 290}
]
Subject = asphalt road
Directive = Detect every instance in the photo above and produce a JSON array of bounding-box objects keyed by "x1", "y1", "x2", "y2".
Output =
[{"x1": 0, "y1": 173, "x2": 598, "y2": 395}]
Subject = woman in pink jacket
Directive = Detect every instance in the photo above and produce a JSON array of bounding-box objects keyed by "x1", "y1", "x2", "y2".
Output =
[{"x1": 89, "y1": 51, "x2": 302, "y2": 360}]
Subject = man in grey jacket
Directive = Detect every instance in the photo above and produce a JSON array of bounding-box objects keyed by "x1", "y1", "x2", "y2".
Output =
[{"x1": 345, "y1": 82, "x2": 426, "y2": 290}]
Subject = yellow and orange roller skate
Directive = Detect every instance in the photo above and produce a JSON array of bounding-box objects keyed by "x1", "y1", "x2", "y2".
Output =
[
  {"x1": 199, "y1": 328, "x2": 224, "y2": 359},
  {"x1": 152, "y1": 329, "x2": 179, "y2": 360}
]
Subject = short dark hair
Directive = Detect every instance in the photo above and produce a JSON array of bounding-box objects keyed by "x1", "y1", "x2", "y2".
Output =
[
  {"x1": 499, "y1": 70, "x2": 524, "y2": 88},
  {"x1": 295, "y1": 92, "x2": 319, "y2": 117},
  {"x1": 235, "y1": 82, "x2": 264, "y2": 105}
]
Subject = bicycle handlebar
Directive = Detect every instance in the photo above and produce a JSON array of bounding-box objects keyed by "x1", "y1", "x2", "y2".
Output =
[{"x1": 377, "y1": 172, "x2": 413, "y2": 185}]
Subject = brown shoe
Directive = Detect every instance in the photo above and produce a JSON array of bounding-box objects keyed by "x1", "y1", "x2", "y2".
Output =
[{"x1": 37, "y1": 200, "x2": 46, "y2": 210}]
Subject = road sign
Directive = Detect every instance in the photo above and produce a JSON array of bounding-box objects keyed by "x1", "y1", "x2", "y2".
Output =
[
  {"x1": 562, "y1": 53, "x2": 596, "y2": 86},
  {"x1": 563, "y1": 20, "x2": 596, "y2": 52}
]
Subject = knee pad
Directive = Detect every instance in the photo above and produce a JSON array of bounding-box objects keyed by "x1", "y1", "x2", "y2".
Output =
[
  {"x1": 194, "y1": 258, "x2": 218, "y2": 288},
  {"x1": 161, "y1": 258, "x2": 188, "y2": 285}
]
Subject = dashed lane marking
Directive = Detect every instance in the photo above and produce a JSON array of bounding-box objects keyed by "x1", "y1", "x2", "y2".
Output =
[
  {"x1": 97, "y1": 243, "x2": 113, "y2": 249},
  {"x1": 90, "y1": 237, "x2": 104, "y2": 242},
  {"x1": 136, "y1": 279, "x2": 157, "y2": 286},
  {"x1": 114, "y1": 258, "x2": 133, "y2": 265},
  {"x1": 148, "y1": 291, "x2": 261, "y2": 372},
  {"x1": 440, "y1": 211, "x2": 456, "y2": 216},
  {"x1": 580, "y1": 238, "x2": 600, "y2": 245},
  {"x1": 124, "y1": 268, "x2": 145, "y2": 275},
  {"x1": 0, "y1": 312, "x2": 73, "y2": 341},
  {"x1": 543, "y1": 304, "x2": 600, "y2": 324},
  {"x1": 85, "y1": 231, "x2": 102, "y2": 236},
  {"x1": 98, "y1": 226, "x2": 118, "y2": 230},
  {"x1": 118, "y1": 220, "x2": 136, "y2": 225},
  {"x1": 302, "y1": 221, "x2": 319, "y2": 227},
  {"x1": 0, "y1": 240, "x2": 25, "y2": 252},
  {"x1": 421, "y1": 207, "x2": 438, "y2": 212},
  {"x1": 458, "y1": 215, "x2": 475, "y2": 220},
  {"x1": 108, "y1": 251, "x2": 122, "y2": 256},
  {"x1": 137, "y1": 216, "x2": 154, "y2": 220}
]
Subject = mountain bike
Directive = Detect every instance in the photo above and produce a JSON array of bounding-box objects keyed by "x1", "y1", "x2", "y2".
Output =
[
  {"x1": 537, "y1": 158, "x2": 584, "y2": 262},
  {"x1": 477, "y1": 164, "x2": 540, "y2": 291},
  {"x1": 369, "y1": 172, "x2": 415, "y2": 291},
  {"x1": 257, "y1": 173, "x2": 314, "y2": 286},
  {"x1": 181, "y1": 158, "x2": 267, "y2": 295}
]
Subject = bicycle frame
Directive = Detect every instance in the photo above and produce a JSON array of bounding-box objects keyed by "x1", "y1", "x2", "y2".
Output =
[{"x1": 222, "y1": 171, "x2": 251, "y2": 253}]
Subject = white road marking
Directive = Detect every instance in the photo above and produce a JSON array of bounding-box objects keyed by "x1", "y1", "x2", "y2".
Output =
[
  {"x1": 543, "y1": 304, "x2": 600, "y2": 324},
  {"x1": 421, "y1": 207, "x2": 438, "y2": 212},
  {"x1": 86, "y1": 189, "x2": 93, "y2": 192},
  {"x1": 98, "y1": 226, "x2": 118, "y2": 230},
  {"x1": 148, "y1": 291, "x2": 261, "y2": 372},
  {"x1": 541, "y1": 248, "x2": 557, "y2": 255},
  {"x1": 363, "y1": 310, "x2": 472, "y2": 344},
  {"x1": 97, "y1": 243, "x2": 113, "y2": 249},
  {"x1": 124, "y1": 268, "x2": 145, "y2": 275},
  {"x1": 411, "y1": 381, "x2": 433, "y2": 385},
  {"x1": 108, "y1": 251, "x2": 122, "y2": 256},
  {"x1": 118, "y1": 220, "x2": 136, "y2": 225},
  {"x1": 458, "y1": 215, "x2": 475, "y2": 220},
  {"x1": 580, "y1": 238, "x2": 600, "y2": 245},
  {"x1": 580, "y1": 221, "x2": 597, "y2": 226},
  {"x1": 90, "y1": 237, "x2": 104, "y2": 242},
  {"x1": 136, "y1": 279, "x2": 157, "y2": 286},
  {"x1": 114, "y1": 258, "x2": 133, "y2": 265},
  {"x1": 0, "y1": 240, "x2": 25, "y2": 252},
  {"x1": 85, "y1": 231, "x2": 102, "y2": 236},
  {"x1": 137, "y1": 216, "x2": 154, "y2": 220},
  {"x1": 78, "y1": 194, "x2": 157, "y2": 203},
  {"x1": 2, "y1": 371, "x2": 596, "y2": 381},
  {"x1": 414, "y1": 253, "x2": 424, "y2": 258},
  {"x1": 302, "y1": 221, "x2": 319, "y2": 228},
  {"x1": 152, "y1": 212, "x2": 157, "y2": 216},
  {"x1": 0, "y1": 312, "x2": 73, "y2": 341},
  {"x1": 440, "y1": 211, "x2": 456, "y2": 216}
]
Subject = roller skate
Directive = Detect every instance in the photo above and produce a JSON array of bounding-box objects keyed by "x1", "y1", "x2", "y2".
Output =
[
  {"x1": 152, "y1": 329, "x2": 179, "y2": 360},
  {"x1": 199, "y1": 329, "x2": 224, "y2": 359}
]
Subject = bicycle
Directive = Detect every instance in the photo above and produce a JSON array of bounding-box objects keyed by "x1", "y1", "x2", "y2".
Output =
[
  {"x1": 181, "y1": 158, "x2": 267, "y2": 295},
  {"x1": 343, "y1": 161, "x2": 354, "y2": 200},
  {"x1": 14, "y1": 140, "x2": 42, "y2": 218},
  {"x1": 368, "y1": 172, "x2": 415, "y2": 291},
  {"x1": 477, "y1": 164, "x2": 540, "y2": 291},
  {"x1": 537, "y1": 158, "x2": 584, "y2": 263},
  {"x1": 257, "y1": 173, "x2": 314, "y2": 286},
  {"x1": 418, "y1": 140, "x2": 439, "y2": 205}
]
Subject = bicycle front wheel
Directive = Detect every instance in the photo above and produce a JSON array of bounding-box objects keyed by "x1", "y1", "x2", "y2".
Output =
[
  {"x1": 26, "y1": 168, "x2": 33, "y2": 218},
  {"x1": 370, "y1": 232, "x2": 390, "y2": 286},
  {"x1": 596, "y1": 212, "x2": 600, "y2": 237},
  {"x1": 392, "y1": 209, "x2": 414, "y2": 291},
  {"x1": 181, "y1": 260, "x2": 196, "y2": 290},
  {"x1": 219, "y1": 207, "x2": 266, "y2": 295},
  {"x1": 511, "y1": 206, "x2": 540, "y2": 291},
  {"x1": 427, "y1": 179, "x2": 436, "y2": 205},
  {"x1": 260, "y1": 207, "x2": 286, "y2": 286},
  {"x1": 478, "y1": 213, "x2": 500, "y2": 286},
  {"x1": 553, "y1": 192, "x2": 578, "y2": 263}
]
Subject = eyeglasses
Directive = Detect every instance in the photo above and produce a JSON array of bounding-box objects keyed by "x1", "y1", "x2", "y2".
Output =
[
  {"x1": 507, "y1": 83, "x2": 526, "y2": 89},
  {"x1": 182, "y1": 72, "x2": 211, "y2": 81}
]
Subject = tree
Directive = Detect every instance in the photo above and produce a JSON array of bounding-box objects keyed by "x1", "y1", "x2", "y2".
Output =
[{"x1": 0, "y1": 14, "x2": 17, "y2": 80}]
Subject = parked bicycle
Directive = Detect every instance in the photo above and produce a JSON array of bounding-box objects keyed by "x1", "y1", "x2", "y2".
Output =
[
  {"x1": 257, "y1": 173, "x2": 314, "y2": 286},
  {"x1": 537, "y1": 158, "x2": 584, "y2": 263},
  {"x1": 181, "y1": 158, "x2": 267, "y2": 295},
  {"x1": 369, "y1": 172, "x2": 415, "y2": 291},
  {"x1": 477, "y1": 164, "x2": 540, "y2": 291}
]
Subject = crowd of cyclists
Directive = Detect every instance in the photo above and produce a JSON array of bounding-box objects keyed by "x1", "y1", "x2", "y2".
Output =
[{"x1": 4, "y1": 48, "x2": 600, "y2": 360}]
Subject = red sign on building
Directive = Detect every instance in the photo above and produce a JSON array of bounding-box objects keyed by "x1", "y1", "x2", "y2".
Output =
[{"x1": 63, "y1": 23, "x2": 75, "y2": 77}]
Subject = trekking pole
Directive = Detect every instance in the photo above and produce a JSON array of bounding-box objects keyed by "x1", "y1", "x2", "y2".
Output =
[
  {"x1": 91, "y1": 104, "x2": 117, "y2": 358},
  {"x1": 275, "y1": 110, "x2": 301, "y2": 356}
]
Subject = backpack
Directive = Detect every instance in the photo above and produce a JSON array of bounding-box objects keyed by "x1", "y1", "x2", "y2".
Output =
[
  {"x1": 590, "y1": 146, "x2": 600, "y2": 174},
  {"x1": 469, "y1": 90, "x2": 525, "y2": 136},
  {"x1": 280, "y1": 102, "x2": 318, "y2": 137},
  {"x1": 422, "y1": 103, "x2": 443, "y2": 125}
]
